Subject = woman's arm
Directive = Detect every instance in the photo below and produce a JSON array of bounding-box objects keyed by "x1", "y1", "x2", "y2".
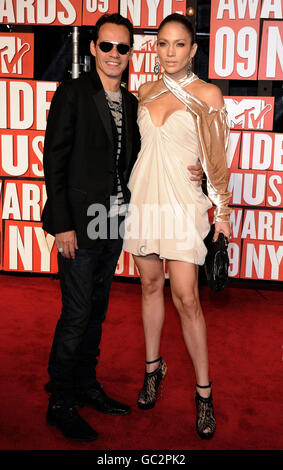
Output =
[{"x1": 197, "y1": 84, "x2": 232, "y2": 239}]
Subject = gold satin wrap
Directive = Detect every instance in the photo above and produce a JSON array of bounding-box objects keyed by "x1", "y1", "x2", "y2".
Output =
[{"x1": 185, "y1": 98, "x2": 232, "y2": 222}]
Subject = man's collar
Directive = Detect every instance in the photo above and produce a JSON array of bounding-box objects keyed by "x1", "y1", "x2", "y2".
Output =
[
  {"x1": 90, "y1": 68, "x2": 104, "y2": 92},
  {"x1": 90, "y1": 67, "x2": 124, "y2": 94}
]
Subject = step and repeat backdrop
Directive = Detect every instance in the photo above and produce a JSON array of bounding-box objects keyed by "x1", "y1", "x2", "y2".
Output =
[{"x1": 0, "y1": 0, "x2": 282, "y2": 281}]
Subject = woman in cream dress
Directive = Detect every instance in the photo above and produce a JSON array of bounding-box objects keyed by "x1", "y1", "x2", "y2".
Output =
[{"x1": 123, "y1": 14, "x2": 231, "y2": 439}]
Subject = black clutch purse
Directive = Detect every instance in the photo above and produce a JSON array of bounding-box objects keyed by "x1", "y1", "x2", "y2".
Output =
[{"x1": 204, "y1": 224, "x2": 230, "y2": 292}]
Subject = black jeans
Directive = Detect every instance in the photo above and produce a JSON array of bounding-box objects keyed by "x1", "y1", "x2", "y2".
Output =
[{"x1": 48, "y1": 217, "x2": 124, "y2": 405}]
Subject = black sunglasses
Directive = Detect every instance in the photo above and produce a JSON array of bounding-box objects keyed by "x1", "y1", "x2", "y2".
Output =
[{"x1": 98, "y1": 41, "x2": 131, "y2": 55}]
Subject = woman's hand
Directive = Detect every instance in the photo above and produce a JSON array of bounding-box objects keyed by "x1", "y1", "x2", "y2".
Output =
[{"x1": 214, "y1": 221, "x2": 231, "y2": 242}]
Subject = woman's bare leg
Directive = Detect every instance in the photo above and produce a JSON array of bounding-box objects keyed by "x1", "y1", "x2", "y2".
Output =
[
  {"x1": 168, "y1": 260, "x2": 214, "y2": 434},
  {"x1": 167, "y1": 261, "x2": 211, "y2": 398},
  {"x1": 133, "y1": 254, "x2": 165, "y2": 374}
]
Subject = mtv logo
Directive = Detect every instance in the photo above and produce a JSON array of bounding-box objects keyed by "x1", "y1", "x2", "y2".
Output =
[
  {"x1": 0, "y1": 33, "x2": 33, "y2": 78},
  {"x1": 224, "y1": 97, "x2": 274, "y2": 131},
  {"x1": 133, "y1": 35, "x2": 157, "y2": 52}
]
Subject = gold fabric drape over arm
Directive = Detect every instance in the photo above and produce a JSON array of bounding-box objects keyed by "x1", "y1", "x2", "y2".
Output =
[
  {"x1": 181, "y1": 94, "x2": 231, "y2": 223},
  {"x1": 195, "y1": 106, "x2": 232, "y2": 223}
]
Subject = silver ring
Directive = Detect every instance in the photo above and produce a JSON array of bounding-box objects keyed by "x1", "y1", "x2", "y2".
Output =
[{"x1": 58, "y1": 247, "x2": 64, "y2": 253}]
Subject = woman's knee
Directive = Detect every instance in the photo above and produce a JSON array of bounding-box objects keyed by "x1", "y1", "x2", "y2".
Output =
[
  {"x1": 173, "y1": 292, "x2": 200, "y2": 320},
  {"x1": 141, "y1": 275, "x2": 165, "y2": 296}
]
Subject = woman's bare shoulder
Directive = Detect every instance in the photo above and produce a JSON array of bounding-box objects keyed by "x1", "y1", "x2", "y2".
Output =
[
  {"x1": 188, "y1": 79, "x2": 225, "y2": 110},
  {"x1": 138, "y1": 79, "x2": 163, "y2": 101}
]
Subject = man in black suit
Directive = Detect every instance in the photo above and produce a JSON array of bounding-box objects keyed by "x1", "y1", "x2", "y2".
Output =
[
  {"x1": 42, "y1": 13, "x2": 139, "y2": 442},
  {"x1": 42, "y1": 13, "x2": 203, "y2": 442}
]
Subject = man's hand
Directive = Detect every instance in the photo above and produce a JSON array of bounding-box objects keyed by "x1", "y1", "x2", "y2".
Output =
[
  {"x1": 187, "y1": 160, "x2": 203, "y2": 186},
  {"x1": 55, "y1": 230, "x2": 78, "y2": 259}
]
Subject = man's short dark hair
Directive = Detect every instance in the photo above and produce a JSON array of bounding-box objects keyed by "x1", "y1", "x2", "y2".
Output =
[{"x1": 93, "y1": 13, "x2": 134, "y2": 47}]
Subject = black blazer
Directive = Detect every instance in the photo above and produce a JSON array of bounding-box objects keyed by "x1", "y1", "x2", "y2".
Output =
[{"x1": 42, "y1": 69, "x2": 140, "y2": 248}]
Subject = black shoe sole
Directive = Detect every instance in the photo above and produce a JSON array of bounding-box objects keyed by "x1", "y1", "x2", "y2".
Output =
[
  {"x1": 137, "y1": 401, "x2": 156, "y2": 410},
  {"x1": 46, "y1": 416, "x2": 99, "y2": 442},
  {"x1": 79, "y1": 401, "x2": 131, "y2": 416},
  {"x1": 196, "y1": 429, "x2": 215, "y2": 440}
]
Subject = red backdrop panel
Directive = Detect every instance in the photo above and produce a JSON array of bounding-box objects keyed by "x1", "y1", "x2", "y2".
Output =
[
  {"x1": 119, "y1": 0, "x2": 186, "y2": 28},
  {"x1": 209, "y1": 0, "x2": 261, "y2": 80},
  {"x1": 0, "y1": 0, "x2": 82, "y2": 26},
  {"x1": 3, "y1": 220, "x2": 57, "y2": 273},
  {"x1": 128, "y1": 34, "x2": 160, "y2": 94},
  {"x1": 240, "y1": 239, "x2": 283, "y2": 280},
  {"x1": 224, "y1": 96, "x2": 274, "y2": 131},
  {"x1": 228, "y1": 169, "x2": 267, "y2": 207},
  {"x1": 0, "y1": 79, "x2": 58, "y2": 131},
  {"x1": 83, "y1": 0, "x2": 119, "y2": 25},
  {"x1": 0, "y1": 129, "x2": 45, "y2": 178},
  {"x1": 258, "y1": 21, "x2": 283, "y2": 80},
  {"x1": 0, "y1": 33, "x2": 34, "y2": 79},
  {"x1": 1, "y1": 179, "x2": 46, "y2": 223},
  {"x1": 238, "y1": 132, "x2": 283, "y2": 172},
  {"x1": 0, "y1": 178, "x2": 3, "y2": 270}
]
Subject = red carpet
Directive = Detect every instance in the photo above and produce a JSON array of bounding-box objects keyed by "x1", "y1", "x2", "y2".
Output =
[{"x1": 0, "y1": 274, "x2": 282, "y2": 451}]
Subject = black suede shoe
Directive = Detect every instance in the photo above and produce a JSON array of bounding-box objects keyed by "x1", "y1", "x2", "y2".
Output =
[
  {"x1": 46, "y1": 403, "x2": 99, "y2": 442},
  {"x1": 78, "y1": 386, "x2": 131, "y2": 416},
  {"x1": 45, "y1": 381, "x2": 81, "y2": 407}
]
